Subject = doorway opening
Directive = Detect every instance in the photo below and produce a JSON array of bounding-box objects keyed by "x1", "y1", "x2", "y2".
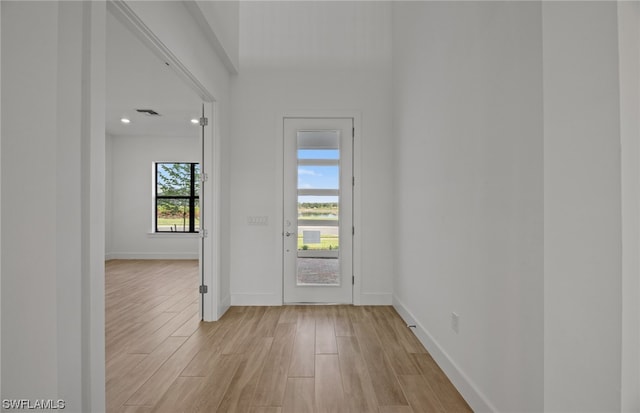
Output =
[{"x1": 104, "y1": 5, "x2": 204, "y2": 286}]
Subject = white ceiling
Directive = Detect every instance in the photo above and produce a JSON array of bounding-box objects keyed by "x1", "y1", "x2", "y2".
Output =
[{"x1": 106, "y1": 10, "x2": 202, "y2": 138}]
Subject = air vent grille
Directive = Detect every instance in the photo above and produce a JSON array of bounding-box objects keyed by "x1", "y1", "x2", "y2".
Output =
[{"x1": 135, "y1": 109, "x2": 161, "y2": 116}]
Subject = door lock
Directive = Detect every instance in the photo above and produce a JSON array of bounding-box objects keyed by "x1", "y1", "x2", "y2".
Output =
[{"x1": 284, "y1": 231, "x2": 296, "y2": 237}]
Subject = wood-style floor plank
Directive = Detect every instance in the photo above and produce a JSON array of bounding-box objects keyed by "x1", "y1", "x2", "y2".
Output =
[
  {"x1": 381, "y1": 307, "x2": 427, "y2": 354},
  {"x1": 125, "y1": 328, "x2": 210, "y2": 406},
  {"x1": 378, "y1": 406, "x2": 414, "y2": 413},
  {"x1": 252, "y1": 323, "x2": 297, "y2": 406},
  {"x1": 336, "y1": 336, "x2": 378, "y2": 413},
  {"x1": 315, "y1": 354, "x2": 345, "y2": 412},
  {"x1": 106, "y1": 260, "x2": 470, "y2": 413},
  {"x1": 180, "y1": 309, "x2": 243, "y2": 377},
  {"x1": 371, "y1": 310, "x2": 421, "y2": 375},
  {"x1": 282, "y1": 378, "x2": 315, "y2": 413},
  {"x1": 188, "y1": 354, "x2": 243, "y2": 412},
  {"x1": 315, "y1": 313, "x2": 338, "y2": 355},
  {"x1": 121, "y1": 406, "x2": 154, "y2": 413},
  {"x1": 412, "y1": 353, "x2": 472, "y2": 412},
  {"x1": 352, "y1": 322, "x2": 409, "y2": 406},
  {"x1": 334, "y1": 305, "x2": 355, "y2": 337},
  {"x1": 250, "y1": 407, "x2": 282, "y2": 413},
  {"x1": 254, "y1": 306, "x2": 283, "y2": 338},
  {"x1": 397, "y1": 374, "x2": 445, "y2": 413},
  {"x1": 107, "y1": 336, "x2": 186, "y2": 412},
  {"x1": 217, "y1": 337, "x2": 274, "y2": 412},
  {"x1": 150, "y1": 376, "x2": 208, "y2": 413},
  {"x1": 126, "y1": 302, "x2": 199, "y2": 354},
  {"x1": 288, "y1": 320, "x2": 315, "y2": 377},
  {"x1": 222, "y1": 306, "x2": 267, "y2": 355},
  {"x1": 106, "y1": 352, "x2": 146, "y2": 382}
]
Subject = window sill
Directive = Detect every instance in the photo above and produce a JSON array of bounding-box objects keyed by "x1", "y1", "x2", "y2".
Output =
[{"x1": 147, "y1": 232, "x2": 200, "y2": 239}]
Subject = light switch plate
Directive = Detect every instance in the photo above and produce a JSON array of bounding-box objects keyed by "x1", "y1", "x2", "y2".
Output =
[{"x1": 247, "y1": 216, "x2": 268, "y2": 226}]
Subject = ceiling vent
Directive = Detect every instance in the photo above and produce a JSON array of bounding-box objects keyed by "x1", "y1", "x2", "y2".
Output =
[{"x1": 136, "y1": 109, "x2": 161, "y2": 116}]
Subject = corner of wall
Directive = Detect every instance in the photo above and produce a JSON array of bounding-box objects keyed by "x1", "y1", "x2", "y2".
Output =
[
  {"x1": 618, "y1": 1, "x2": 640, "y2": 410},
  {"x1": 217, "y1": 294, "x2": 231, "y2": 320}
]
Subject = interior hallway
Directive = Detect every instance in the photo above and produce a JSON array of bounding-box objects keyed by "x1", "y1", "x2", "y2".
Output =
[{"x1": 105, "y1": 260, "x2": 471, "y2": 412}]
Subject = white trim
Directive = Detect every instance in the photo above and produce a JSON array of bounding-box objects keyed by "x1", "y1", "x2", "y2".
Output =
[
  {"x1": 298, "y1": 159, "x2": 339, "y2": 166},
  {"x1": 352, "y1": 114, "x2": 362, "y2": 305},
  {"x1": 297, "y1": 189, "x2": 339, "y2": 196},
  {"x1": 231, "y1": 293, "x2": 283, "y2": 306},
  {"x1": 392, "y1": 295, "x2": 496, "y2": 413},
  {"x1": 107, "y1": 252, "x2": 198, "y2": 260},
  {"x1": 276, "y1": 111, "x2": 362, "y2": 306},
  {"x1": 147, "y1": 232, "x2": 201, "y2": 239},
  {"x1": 202, "y1": 101, "x2": 220, "y2": 321},
  {"x1": 86, "y1": 3, "x2": 107, "y2": 411},
  {"x1": 0, "y1": 0, "x2": 3, "y2": 397},
  {"x1": 359, "y1": 293, "x2": 393, "y2": 305}
]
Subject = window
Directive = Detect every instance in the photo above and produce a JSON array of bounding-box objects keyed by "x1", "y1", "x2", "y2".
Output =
[{"x1": 155, "y1": 162, "x2": 200, "y2": 233}]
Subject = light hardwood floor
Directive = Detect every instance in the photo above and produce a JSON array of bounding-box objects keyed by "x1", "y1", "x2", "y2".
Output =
[{"x1": 106, "y1": 259, "x2": 472, "y2": 413}]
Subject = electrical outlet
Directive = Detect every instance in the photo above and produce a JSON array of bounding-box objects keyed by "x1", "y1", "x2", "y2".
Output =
[{"x1": 451, "y1": 312, "x2": 459, "y2": 334}]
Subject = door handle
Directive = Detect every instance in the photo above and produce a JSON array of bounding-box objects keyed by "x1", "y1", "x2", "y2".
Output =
[{"x1": 284, "y1": 231, "x2": 296, "y2": 237}]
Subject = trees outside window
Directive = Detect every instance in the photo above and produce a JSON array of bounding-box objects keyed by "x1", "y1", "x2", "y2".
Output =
[{"x1": 155, "y1": 162, "x2": 200, "y2": 232}]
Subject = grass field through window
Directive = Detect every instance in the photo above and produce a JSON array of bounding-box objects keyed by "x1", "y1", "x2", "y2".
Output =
[
  {"x1": 297, "y1": 235, "x2": 339, "y2": 250},
  {"x1": 297, "y1": 203, "x2": 339, "y2": 250}
]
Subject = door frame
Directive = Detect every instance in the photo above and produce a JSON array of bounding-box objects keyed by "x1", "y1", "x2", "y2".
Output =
[
  {"x1": 276, "y1": 111, "x2": 362, "y2": 305},
  {"x1": 106, "y1": 1, "x2": 221, "y2": 322}
]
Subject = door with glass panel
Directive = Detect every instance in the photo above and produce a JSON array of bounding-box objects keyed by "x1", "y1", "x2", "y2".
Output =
[{"x1": 283, "y1": 118, "x2": 353, "y2": 303}]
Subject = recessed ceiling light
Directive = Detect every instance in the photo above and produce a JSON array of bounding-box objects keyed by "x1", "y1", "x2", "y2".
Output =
[
  {"x1": 191, "y1": 119, "x2": 199, "y2": 124},
  {"x1": 120, "y1": 118, "x2": 130, "y2": 124}
]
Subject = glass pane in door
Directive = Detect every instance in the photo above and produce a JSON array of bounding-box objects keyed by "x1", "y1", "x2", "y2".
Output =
[{"x1": 296, "y1": 130, "x2": 341, "y2": 286}]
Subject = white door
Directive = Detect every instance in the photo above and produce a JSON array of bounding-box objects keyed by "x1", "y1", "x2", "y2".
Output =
[{"x1": 283, "y1": 118, "x2": 354, "y2": 303}]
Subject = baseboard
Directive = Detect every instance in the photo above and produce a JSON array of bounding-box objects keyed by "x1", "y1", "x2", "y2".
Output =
[
  {"x1": 231, "y1": 293, "x2": 282, "y2": 306},
  {"x1": 359, "y1": 292, "x2": 393, "y2": 305},
  {"x1": 392, "y1": 295, "x2": 497, "y2": 413},
  {"x1": 106, "y1": 252, "x2": 198, "y2": 260},
  {"x1": 228, "y1": 292, "x2": 392, "y2": 306}
]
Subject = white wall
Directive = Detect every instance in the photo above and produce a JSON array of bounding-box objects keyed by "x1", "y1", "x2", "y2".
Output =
[
  {"x1": 1, "y1": 2, "x2": 106, "y2": 410},
  {"x1": 1, "y1": 1, "x2": 60, "y2": 401},
  {"x1": 618, "y1": 3, "x2": 640, "y2": 411},
  {"x1": 1, "y1": 0, "x2": 234, "y2": 409},
  {"x1": 393, "y1": 2, "x2": 633, "y2": 412},
  {"x1": 106, "y1": 134, "x2": 200, "y2": 259},
  {"x1": 392, "y1": 2, "x2": 544, "y2": 412},
  {"x1": 543, "y1": 3, "x2": 623, "y2": 412},
  {"x1": 230, "y1": 1, "x2": 393, "y2": 305}
]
